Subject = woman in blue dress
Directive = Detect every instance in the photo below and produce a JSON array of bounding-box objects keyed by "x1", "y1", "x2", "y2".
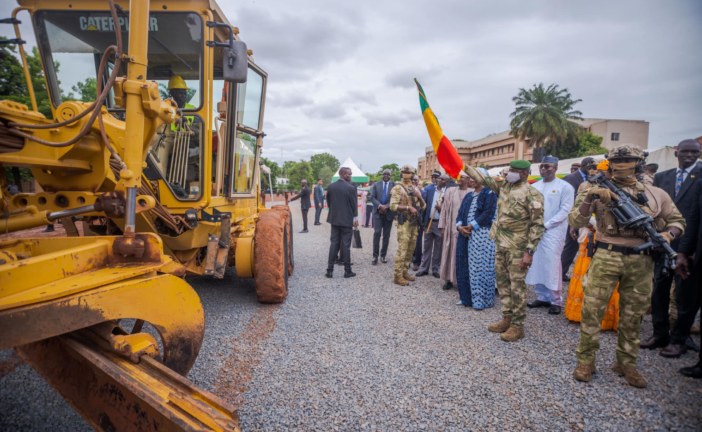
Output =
[{"x1": 455, "y1": 169, "x2": 498, "y2": 309}]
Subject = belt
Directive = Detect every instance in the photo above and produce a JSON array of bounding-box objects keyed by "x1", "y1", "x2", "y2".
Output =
[{"x1": 595, "y1": 241, "x2": 650, "y2": 256}]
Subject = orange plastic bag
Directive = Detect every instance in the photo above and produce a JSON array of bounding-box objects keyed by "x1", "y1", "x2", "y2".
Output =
[{"x1": 565, "y1": 235, "x2": 619, "y2": 331}]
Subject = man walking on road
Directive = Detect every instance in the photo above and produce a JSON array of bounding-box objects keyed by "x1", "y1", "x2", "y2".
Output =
[
  {"x1": 370, "y1": 169, "x2": 395, "y2": 265},
  {"x1": 325, "y1": 167, "x2": 358, "y2": 278},
  {"x1": 290, "y1": 179, "x2": 311, "y2": 233},
  {"x1": 466, "y1": 160, "x2": 544, "y2": 342},
  {"x1": 313, "y1": 178, "x2": 325, "y2": 225}
]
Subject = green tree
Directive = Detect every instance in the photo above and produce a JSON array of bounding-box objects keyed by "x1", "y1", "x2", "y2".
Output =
[
  {"x1": 309, "y1": 152, "x2": 340, "y2": 181},
  {"x1": 259, "y1": 156, "x2": 280, "y2": 191},
  {"x1": 510, "y1": 83, "x2": 584, "y2": 160},
  {"x1": 70, "y1": 77, "x2": 97, "y2": 102},
  {"x1": 576, "y1": 131, "x2": 608, "y2": 157},
  {"x1": 376, "y1": 163, "x2": 400, "y2": 182},
  {"x1": 285, "y1": 160, "x2": 313, "y2": 190},
  {"x1": 0, "y1": 39, "x2": 26, "y2": 102},
  {"x1": 318, "y1": 166, "x2": 334, "y2": 186}
]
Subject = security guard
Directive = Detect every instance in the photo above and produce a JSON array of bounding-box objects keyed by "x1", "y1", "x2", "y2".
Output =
[
  {"x1": 389, "y1": 164, "x2": 426, "y2": 286},
  {"x1": 570, "y1": 144, "x2": 685, "y2": 388}
]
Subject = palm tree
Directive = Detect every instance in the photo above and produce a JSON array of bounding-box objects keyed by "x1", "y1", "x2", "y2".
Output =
[{"x1": 509, "y1": 83, "x2": 583, "y2": 159}]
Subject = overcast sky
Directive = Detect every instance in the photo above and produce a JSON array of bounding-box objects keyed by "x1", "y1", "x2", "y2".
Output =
[{"x1": 3, "y1": 0, "x2": 701, "y2": 173}]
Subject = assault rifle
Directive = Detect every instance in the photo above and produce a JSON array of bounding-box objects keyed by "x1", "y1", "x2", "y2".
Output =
[{"x1": 589, "y1": 172, "x2": 677, "y2": 272}]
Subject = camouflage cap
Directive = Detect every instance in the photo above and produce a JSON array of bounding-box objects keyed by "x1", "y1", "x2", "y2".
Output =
[
  {"x1": 401, "y1": 164, "x2": 416, "y2": 174},
  {"x1": 509, "y1": 159, "x2": 531, "y2": 170},
  {"x1": 607, "y1": 144, "x2": 646, "y2": 160}
]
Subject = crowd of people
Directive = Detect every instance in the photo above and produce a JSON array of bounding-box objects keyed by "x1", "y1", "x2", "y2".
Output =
[{"x1": 289, "y1": 139, "x2": 702, "y2": 387}]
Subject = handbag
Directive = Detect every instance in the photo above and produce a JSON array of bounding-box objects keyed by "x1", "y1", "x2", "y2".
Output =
[{"x1": 352, "y1": 228, "x2": 362, "y2": 249}]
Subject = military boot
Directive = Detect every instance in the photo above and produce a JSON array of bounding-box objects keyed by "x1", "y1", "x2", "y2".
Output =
[
  {"x1": 573, "y1": 362, "x2": 597, "y2": 382},
  {"x1": 487, "y1": 317, "x2": 511, "y2": 333},
  {"x1": 612, "y1": 363, "x2": 647, "y2": 388},
  {"x1": 403, "y1": 271, "x2": 416, "y2": 282},
  {"x1": 394, "y1": 276, "x2": 410, "y2": 286},
  {"x1": 500, "y1": 325, "x2": 524, "y2": 342}
]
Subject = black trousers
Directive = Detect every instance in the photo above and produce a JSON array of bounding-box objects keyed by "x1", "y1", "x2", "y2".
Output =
[
  {"x1": 651, "y1": 260, "x2": 701, "y2": 344},
  {"x1": 372, "y1": 212, "x2": 393, "y2": 258},
  {"x1": 365, "y1": 205, "x2": 373, "y2": 226},
  {"x1": 328, "y1": 225, "x2": 352, "y2": 272},
  {"x1": 413, "y1": 227, "x2": 424, "y2": 266},
  {"x1": 301, "y1": 208, "x2": 309, "y2": 231},
  {"x1": 561, "y1": 229, "x2": 579, "y2": 279},
  {"x1": 314, "y1": 205, "x2": 323, "y2": 224}
]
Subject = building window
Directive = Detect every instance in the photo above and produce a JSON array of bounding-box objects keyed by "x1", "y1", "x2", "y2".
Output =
[{"x1": 611, "y1": 132, "x2": 620, "y2": 141}]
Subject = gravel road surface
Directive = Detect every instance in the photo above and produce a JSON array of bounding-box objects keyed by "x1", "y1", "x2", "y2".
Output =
[{"x1": 1, "y1": 201, "x2": 700, "y2": 430}]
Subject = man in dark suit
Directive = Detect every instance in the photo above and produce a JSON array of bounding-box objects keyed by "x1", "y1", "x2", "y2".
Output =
[
  {"x1": 416, "y1": 172, "x2": 446, "y2": 277},
  {"x1": 313, "y1": 178, "x2": 325, "y2": 225},
  {"x1": 561, "y1": 156, "x2": 596, "y2": 280},
  {"x1": 326, "y1": 167, "x2": 358, "y2": 278},
  {"x1": 370, "y1": 169, "x2": 395, "y2": 265},
  {"x1": 677, "y1": 170, "x2": 702, "y2": 378},
  {"x1": 642, "y1": 139, "x2": 702, "y2": 357},
  {"x1": 289, "y1": 179, "x2": 311, "y2": 233}
]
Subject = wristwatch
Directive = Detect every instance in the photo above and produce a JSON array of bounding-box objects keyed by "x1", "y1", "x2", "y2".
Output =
[{"x1": 526, "y1": 248, "x2": 535, "y2": 256}]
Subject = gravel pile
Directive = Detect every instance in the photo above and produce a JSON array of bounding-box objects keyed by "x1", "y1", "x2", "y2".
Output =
[{"x1": 2, "y1": 202, "x2": 700, "y2": 430}]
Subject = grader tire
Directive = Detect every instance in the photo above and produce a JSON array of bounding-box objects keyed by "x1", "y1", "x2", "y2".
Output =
[
  {"x1": 254, "y1": 211, "x2": 289, "y2": 303},
  {"x1": 272, "y1": 205, "x2": 295, "y2": 276}
]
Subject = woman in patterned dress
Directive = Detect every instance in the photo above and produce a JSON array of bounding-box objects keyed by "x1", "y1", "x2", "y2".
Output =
[{"x1": 456, "y1": 169, "x2": 498, "y2": 309}]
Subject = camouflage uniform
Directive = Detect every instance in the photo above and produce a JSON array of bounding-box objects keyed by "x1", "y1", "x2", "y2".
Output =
[
  {"x1": 389, "y1": 178, "x2": 426, "y2": 283},
  {"x1": 569, "y1": 145, "x2": 685, "y2": 377},
  {"x1": 465, "y1": 166, "x2": 545, "y2": 327}
]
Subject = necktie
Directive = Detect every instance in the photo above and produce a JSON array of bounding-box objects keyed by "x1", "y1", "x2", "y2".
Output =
[
  {"x1": 381, "y1": 182, "x2": 388, "y2": 203},
  {"x1": 675, "y1": 169, "x2": 685, "y2": 197}
]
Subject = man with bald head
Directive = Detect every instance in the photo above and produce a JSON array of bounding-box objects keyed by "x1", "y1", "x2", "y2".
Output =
[{"x1": 643, "y1": 139, "x2": 702, "y2": 358}]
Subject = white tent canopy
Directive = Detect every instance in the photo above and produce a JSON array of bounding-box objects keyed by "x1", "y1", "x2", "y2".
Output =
[{"x1": 332, "y1": 157, "x2": 369, "y2": 183}]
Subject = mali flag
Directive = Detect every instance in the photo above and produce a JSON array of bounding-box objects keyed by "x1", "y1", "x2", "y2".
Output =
[{"x1": 414, "y1": 78, "x2": 465, "y2": 179}]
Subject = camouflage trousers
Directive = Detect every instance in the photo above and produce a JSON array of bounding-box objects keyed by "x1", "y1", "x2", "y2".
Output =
[
  {"x1": 495, "y1": 247, "x2": 528, "y2": 326},
  {"x1": 394, "y1": 222, "x2": 418, "y2": 279},
  {"x1": 576, "y1": 249, "x2": 653, "y2": 367}
]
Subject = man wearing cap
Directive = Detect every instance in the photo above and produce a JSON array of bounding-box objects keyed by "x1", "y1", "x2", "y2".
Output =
[
  {"x1": 526, "y1": 156, "x2": 574, "y2": 315},
  {"x1": 561, "y1": 157, "x2": 597, "y2": 281},
  {"x1": 570, "y1": 144, "x2": 685, "y2": 388},
  {"x1": 389, "y1": 164, "x2": 426, "y2": 285},
  {"x1": 370, "y1": 169, "x2": 396, "y2": 265},
  {"x1": 417, "y1": 172, "x2": 447, "y2": 278},
  {"x1": 438, "y1": 171, "x2": 473, "y2": 290},
  {"x1": 465, "y1": 160, "x2": 544, "y2": 342}
]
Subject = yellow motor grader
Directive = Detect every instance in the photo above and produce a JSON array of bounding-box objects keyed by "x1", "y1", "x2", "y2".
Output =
[{"x1": 0, "y1": 0, "x2": 293, "y2": 429}]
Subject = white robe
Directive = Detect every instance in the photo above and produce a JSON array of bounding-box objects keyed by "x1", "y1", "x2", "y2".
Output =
[
  {"x1": 525, "y1": 178, "x2": 574, "y2": 302},
  {"x1": 438, "y1": 186, "x2": 471, "y2": 284}
]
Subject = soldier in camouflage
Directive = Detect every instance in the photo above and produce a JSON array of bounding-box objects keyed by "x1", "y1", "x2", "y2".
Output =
[
  {"x1": 389, "y1": 164, "x2": 426, "y2": 286},
  {"x1": 569, "y1": 144, "x2": 685, "y2": 388},
  {"x1": 465, "y1": 160, "x2": 545, "y2": 342}
]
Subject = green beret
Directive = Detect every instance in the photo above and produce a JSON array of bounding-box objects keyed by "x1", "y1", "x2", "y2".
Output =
[{"x1": 509, "y1": 159, "x2": 531, "y2": 170}]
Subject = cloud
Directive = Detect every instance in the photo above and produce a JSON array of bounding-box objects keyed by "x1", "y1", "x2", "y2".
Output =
[{"x1": 363, "y1": 110, "x2": 415, "y2": 127}]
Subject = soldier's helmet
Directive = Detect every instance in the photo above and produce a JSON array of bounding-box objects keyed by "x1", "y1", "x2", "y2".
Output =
[
  {"x1": 401, "y1": 164, "x2": 416, "y2": 174},
  {"x1": 607, "y1": 144, "x2": 647, "y2": 161}
]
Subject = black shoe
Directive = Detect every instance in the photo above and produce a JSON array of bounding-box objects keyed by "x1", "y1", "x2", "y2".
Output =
[
  {"x1": 432, "y1": 272, "x2": 440, "y2": 278},
  {"x1": 372, "y1": 257, "x2": 378, "y2": 265},
  {"x1": 442, "y1": 282, "x2": 453, "y2": 290},
  {"x1": 300, "y1": 229, "x2": 309, "y2": 233},
  {"x1": 640, "y1": 335, "x2": 669, "y2": 349},
  {"x1": 548, "y1": 305, "x2": 562, "y2": 315},
  {"x1": 344, "y1": 271, "x2": 356, "y2": 278},
  {"x1": 686, "y1": 336, "x2": 700, "y2": 352},
  {"x1": 380, "y1": 256, "x2": 387, "y2": 263},
  {"x1": 415, "y1": 271, "x2": 428, "y2": 277},
  {"x1": 314, "y1": 222, "x2": 321, "y2": 225},
  {"x1": 325, "y1": 270, "x2": 333, "y2": 278},
  {"x1": 660, "y1": 343, "x2": 687, "y2": 358},
  {"x1": 679, "y1": 362, "x2": 702, "y2": 379},
  {"x1": 527, "y1": 300, "x2": 551, "y2": 308}
]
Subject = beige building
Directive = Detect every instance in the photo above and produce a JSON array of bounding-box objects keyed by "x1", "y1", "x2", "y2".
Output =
[{"x1": 418, "y1": 118, "x2": 649, "y2": 179}]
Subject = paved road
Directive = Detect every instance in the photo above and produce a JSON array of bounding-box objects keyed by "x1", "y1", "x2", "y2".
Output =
[{"x1": 1, "y1": 201, "x2": 701, "y2": 430}]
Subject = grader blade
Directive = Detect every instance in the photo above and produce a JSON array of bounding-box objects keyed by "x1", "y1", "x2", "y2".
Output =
[{"x1": 18, "y1": 335, "x2": 239, "y2": 432}]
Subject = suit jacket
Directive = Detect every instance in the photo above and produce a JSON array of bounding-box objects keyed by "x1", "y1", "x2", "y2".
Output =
[
  {"x1": 314, "y1": 184, "x2": 325, "y2": 207},
  {"x1": 326, "y1": 179, "x2": 357, "y2": 226},
  {"x1": 563, "y1": 169, "x2": 587, "y2": 198},
  {"x1": 290, "y1": 185, "x2": 311, "y2": 210},
  {"x1": 654, "y1": 163, "x2": 702, "y2": 252},
  {"x1": 679, "y1": 181, "x2": 702, "y2": 264},
  {"x1": 370, "y1": 180, "x2": 395, "y2": 219},
  {"x1": 421, "y1": 184, "x2": 441, "y2": 228}
]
